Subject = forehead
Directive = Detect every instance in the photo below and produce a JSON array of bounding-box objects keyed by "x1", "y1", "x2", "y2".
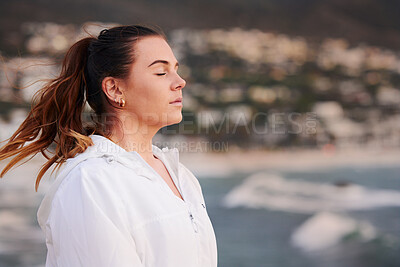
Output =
[{"x1": 134, "y1": 36, "x2": 176, "y2": 65}]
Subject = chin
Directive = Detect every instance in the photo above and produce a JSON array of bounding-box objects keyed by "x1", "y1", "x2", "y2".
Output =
[
  {"x1": 160, "y1": 112, "x2": 183, "y2": 127},
  {"x1": 165, "y1": 113, "x2": 183, "y2": 126}
]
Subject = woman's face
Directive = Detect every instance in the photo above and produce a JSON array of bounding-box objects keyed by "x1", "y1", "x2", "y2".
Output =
[{"x1": 120, "y1": 36, "x2": 186, "y2": 129}]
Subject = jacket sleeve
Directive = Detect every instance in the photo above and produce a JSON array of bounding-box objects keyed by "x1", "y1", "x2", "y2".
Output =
[{"x1": 45, "y1": 163, "x2": 144, "y2": 267}]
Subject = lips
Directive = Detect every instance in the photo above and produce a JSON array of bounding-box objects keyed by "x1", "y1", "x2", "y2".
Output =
[{"x1": 169, "y1": 97, "x2": 182, "y2": 104}]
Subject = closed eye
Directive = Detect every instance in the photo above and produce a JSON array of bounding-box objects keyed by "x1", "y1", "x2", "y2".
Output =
[{"x1": 156, "y1": 73, "x2": 166, "y2": 76}]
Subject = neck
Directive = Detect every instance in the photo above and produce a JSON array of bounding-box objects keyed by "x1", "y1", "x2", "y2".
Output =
[{"x1": 108, "y1": 118, "x2": 160, "y2": 164}]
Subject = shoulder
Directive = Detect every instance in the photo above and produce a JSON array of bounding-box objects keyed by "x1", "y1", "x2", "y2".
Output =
[
  {"x1": 53, "y1": 157, "x2": 136, "y2": 204},
  {"x1": 60, "y1": 157, "x2": 116, "y2": 185},
  {"x1": 48, "y1": 157, "x2": 135, "y2": 222},
  {"x1": 46, "y1": 158, "x2": 135, "y2": 243}
]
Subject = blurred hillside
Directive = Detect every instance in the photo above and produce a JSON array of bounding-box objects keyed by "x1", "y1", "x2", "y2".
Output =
[
  {"x1": 1, "y1": 0, "x2": 400, "y2": 56},
  {"x1": 0, "y1": 0, "x2": 400, "y2": 152},
  {"x1": 1, "y1": 23, "x2": 400, "y2": 151}
]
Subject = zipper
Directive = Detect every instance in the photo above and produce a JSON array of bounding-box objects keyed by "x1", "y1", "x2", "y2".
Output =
[
  {"x1": 188, "y1": 208, "x2": 200, "y2": 266},
  {"x1": 189, "y1": 210, "x2": 199, "y2": 233}
]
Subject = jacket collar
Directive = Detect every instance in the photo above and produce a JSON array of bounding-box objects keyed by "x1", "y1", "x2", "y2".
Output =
[{"x1": 85, "y1": 134, "x2": 180, "y2": 181}]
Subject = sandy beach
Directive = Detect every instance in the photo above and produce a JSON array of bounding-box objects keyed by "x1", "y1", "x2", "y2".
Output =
[{"x1": 178, "y1": 147, "x2": 400, "y2": 177}]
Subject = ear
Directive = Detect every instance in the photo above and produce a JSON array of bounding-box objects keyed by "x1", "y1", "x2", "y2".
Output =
[{"x1": 101, "y1": 76, "x2": 124, "y2": 102}]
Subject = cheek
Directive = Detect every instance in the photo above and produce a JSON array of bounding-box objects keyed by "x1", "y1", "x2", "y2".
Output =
[
  {"x1": 130, "y1": 83, "x2": 169, "y2": 112},
  {"x1": 144, "y1": 79, "x2": 169, "y2": 106}
]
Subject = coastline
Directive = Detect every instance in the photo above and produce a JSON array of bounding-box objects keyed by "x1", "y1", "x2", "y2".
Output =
[
  {"x1": 1, "y1": 147, "x2": 400, "y2": 181},
  {"x1": 179, "y1": 147, "x2": 400, "y2": 177}
]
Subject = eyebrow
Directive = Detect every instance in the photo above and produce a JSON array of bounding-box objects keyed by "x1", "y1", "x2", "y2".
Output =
[{"x1": 147, "y1": 59, "x2": 179, "y2": 68}]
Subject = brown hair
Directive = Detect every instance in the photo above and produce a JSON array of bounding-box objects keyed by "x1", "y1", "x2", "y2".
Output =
[{"x1": 0, "y1": 24, "x2": 166, "y2": 191}]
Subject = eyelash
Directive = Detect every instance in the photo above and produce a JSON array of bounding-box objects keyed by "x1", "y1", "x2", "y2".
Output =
[{"x1": 156, "y1": 73, "x2": 166, "y2": 76}]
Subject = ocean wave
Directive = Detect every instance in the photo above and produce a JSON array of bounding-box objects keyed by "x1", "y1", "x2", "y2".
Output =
[
  {"x1": 221, "y1": 172, "x2": 400, "y2": 213},
  {"x1": 290, "y1": 212, "x2": 377, "y2": 252}
]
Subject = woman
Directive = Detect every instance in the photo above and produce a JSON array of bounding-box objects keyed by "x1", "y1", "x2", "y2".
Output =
[{"x1": 0, "y1": 25, "x2": 218, "y2": 267}]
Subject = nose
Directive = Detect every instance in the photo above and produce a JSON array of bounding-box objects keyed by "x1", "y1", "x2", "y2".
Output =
[{"x1": 173, "y1": 74, "x2": 186, "y2": 90}]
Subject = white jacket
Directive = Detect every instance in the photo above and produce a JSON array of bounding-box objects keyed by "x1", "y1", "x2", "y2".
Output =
[{"x1": 37, "y1": 134, "x2": 218, "y2": 267}]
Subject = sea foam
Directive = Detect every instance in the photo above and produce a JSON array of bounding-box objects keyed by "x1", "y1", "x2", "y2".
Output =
[{"x1": 221, "y1": 172, "x2": 400, "y2": 213}]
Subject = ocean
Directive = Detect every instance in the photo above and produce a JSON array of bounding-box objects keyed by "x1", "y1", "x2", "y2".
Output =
[
  {"x1": 201, "y1": 164, "x2": 400, "y2": 267},
  {"x1": 0, "y1": 161, "x2": 399, "y2": 267}
]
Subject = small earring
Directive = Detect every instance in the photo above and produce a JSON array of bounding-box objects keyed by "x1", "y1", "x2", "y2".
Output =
[{"x1": 119, "y1": 98, "x2": 125, "y2": 107}]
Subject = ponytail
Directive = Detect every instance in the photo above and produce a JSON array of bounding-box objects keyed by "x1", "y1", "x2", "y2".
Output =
[{"x1": 0, "y1": 37, "x2": 95, "y2": 191}]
